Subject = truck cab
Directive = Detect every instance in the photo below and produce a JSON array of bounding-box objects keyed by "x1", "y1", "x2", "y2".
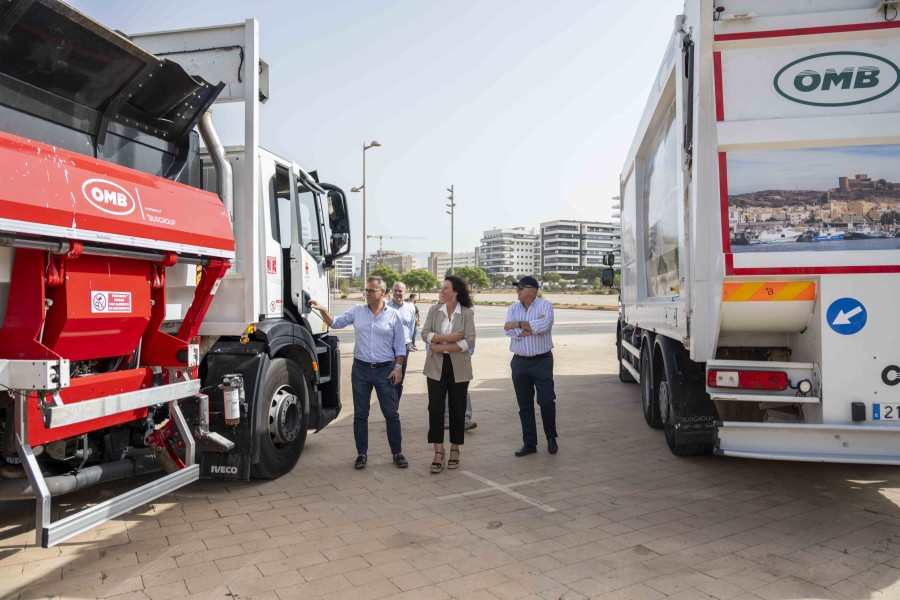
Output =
[{"x1": 132, "y1": 21, "x2": 352, "y2": 480}]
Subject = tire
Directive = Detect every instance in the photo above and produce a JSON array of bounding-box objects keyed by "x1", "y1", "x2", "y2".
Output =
[
  {"x1": 252, "y1": 358, "x2": 309, "y2": 479},
  {"x1": 658, "y1": 353, "x2": 711, "y2": 457},
  {"x1": 617, "y1": 331, "x2": 636, "y2": 383},
  {"x1": 640, "y1": 346, "x2": 662, "y2": 428}
]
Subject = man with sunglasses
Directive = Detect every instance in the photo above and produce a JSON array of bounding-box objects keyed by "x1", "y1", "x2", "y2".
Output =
[
  {"x1": 309, "y1": 276, "x2": 408, "y2": 469},
  {"x1": 503, "y1": 276, "x2": 558, "y2": 457}
]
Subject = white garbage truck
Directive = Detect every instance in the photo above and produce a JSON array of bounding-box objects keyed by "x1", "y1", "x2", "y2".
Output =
[{"x1": 609, "y1": 0, "x2": 900, "y2": 462}]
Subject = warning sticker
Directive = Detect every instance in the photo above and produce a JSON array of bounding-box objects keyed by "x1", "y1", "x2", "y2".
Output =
[
  {"x1": 266, "y1": 256, "x2": 278, "y2": 274},
  {"x1": 91, "y1": 291, "x2": 132, "y2": 313}
]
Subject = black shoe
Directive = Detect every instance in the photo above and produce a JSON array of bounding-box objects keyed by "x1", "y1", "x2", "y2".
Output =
[
  {"x1": 354, "y1": 454, "x2": 367, "y2": 469},
  {"x1": 515, "y1": 445, "x2": 537, "y2": 457},
  {"x1": 393, "y1": 453, "x2": 408, "y2": 468},
  {"x1": 547, "y1": 437, "x2": 558, "y2": 455}
]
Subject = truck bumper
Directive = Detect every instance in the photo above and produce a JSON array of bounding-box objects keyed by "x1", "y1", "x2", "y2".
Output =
[{"x1": 715, "y1": 422, "x2": 900, "y2": 464}]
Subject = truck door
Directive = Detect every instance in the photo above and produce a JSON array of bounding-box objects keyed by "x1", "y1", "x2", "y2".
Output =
[{"x1": 292, "y1": 179, "x2": 329, "y2": 332}]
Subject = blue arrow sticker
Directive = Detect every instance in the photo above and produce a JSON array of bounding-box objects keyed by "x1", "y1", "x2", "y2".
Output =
[{"x1": 826, "y1": 297, "x2": 867, "y2": 335}]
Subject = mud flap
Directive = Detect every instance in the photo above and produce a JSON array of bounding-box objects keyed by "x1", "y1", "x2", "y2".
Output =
[
  {"x1": 659, "y1": 337, "x2": 718, "y2": 446},
  {"x1": 195, "y1": 343, "x2": 267, "y2": 481}
]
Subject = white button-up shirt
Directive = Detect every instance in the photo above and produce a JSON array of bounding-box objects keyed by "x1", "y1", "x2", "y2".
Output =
[{"x1": 426, "y1": 302, "x2": 469, "y2": 353}]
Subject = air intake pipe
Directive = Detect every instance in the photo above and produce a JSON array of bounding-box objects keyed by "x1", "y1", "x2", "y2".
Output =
[{"x1": 197, "y1": 110, "x2": 234, "y2": 222}]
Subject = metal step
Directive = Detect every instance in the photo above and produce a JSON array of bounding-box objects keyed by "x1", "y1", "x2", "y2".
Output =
[
  {"x1": 715, "y1": 421, "x2": 900, "y2": 464},
  {"x1": 15, "y1": 393, "x2": 199, "y2": 547}
]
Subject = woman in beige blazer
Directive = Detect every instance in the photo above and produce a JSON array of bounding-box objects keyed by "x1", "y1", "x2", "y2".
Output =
[{"x1": 421, "y1": 275, "x2": 476, "y2": 473}]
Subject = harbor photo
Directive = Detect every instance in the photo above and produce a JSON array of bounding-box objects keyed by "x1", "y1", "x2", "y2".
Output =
[{"x1": 726, "y1": 144, "x2": 900, "y2": 252}]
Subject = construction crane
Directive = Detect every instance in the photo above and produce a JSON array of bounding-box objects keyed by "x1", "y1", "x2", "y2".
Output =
[{"x1": 366, "y1": 234, "x2": 425, "y2": 253}]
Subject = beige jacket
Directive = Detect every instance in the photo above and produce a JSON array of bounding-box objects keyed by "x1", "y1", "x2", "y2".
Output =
[{"x1": 421, "y1": 303, "x2": 476, "y2": 382}]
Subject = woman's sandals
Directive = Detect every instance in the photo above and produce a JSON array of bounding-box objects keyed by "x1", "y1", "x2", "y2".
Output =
[
  {"x1": 430, "y1": 451, "x2": 445, "y2": 474},
  {"x1": 448, "y1": 448, "x2": 460, "y2": 470}
]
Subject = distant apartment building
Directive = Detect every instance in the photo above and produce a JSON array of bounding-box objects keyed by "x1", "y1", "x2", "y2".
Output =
[
  {"x1": 427, "y1": 252, "x2": 447, "y2": 276},
  {"x1": 366, "y1": 250, "x2": 417, "y2": 275},
  {"x1": 332, "y1": 255, "x2": 356, "y2": 279},
  {"x1": 428, "y1": 249, "x2": 480, "y2": 277},
  {"x1": 479, "y1": 227, "x2": 539, "y2": 278},
  {"x1": 540, "y1": 219, "x2": 620, "y2": 276},
  {"x1": 610, "y1": 196, "x2": 622, "y2": 267}
]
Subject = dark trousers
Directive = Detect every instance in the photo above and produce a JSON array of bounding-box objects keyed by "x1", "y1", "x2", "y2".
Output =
[
  {"x1": 395, "y1": 358, "x2": 409, "y2": 402},
  {"x1": 511, "y1": 353, "x2": 557, "y2": 447},
  {"x1": 351, "y1": 360, "x2": 402, "y2": 455},
  {"x1": 427, "y1": 355, "x2": 469, "y2": 445}
]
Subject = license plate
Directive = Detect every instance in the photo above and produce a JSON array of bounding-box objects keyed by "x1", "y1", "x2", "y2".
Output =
[{"x1": 873, "y1": 404, "x2": 900, "y2": 420}]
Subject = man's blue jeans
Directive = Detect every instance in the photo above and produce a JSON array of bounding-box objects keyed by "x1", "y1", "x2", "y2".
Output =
[{"x1": 351, "y1": 360, "x2": 402, "y2": 456}]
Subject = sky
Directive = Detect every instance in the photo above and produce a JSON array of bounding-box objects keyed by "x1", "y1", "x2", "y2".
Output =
[
  {"x1": 69, "y1": 0, "x2": 686, "y2": 259},
  {"x1": 728, "y1": 144, "x2": 900, "y2": 194}
]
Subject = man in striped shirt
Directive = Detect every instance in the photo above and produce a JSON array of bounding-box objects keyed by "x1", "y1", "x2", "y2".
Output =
[{"x1": 503, "y1": 276, "x2": 558, "y2": 456}]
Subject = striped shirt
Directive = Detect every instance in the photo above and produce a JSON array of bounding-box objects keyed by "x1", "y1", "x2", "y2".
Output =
[
  {"x1": 505, "y1": 297, "x2": 554, "y2": 356},
  {"x1": 330, "y1": 303, "x2": 407, "y2": 362}
]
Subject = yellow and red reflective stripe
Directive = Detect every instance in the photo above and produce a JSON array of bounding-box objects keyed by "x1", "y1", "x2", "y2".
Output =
[{"x1": 723, "y1": 281, "x2": 816, "y2": 302}]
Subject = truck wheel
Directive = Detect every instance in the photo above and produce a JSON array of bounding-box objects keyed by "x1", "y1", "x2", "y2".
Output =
[
  {"x1": 640, "y1": 347, "x2": 662, "y2": 428},
  {"x1": 659, "y1": 364, "x2": 709, "y2": 457},
  {"x1": 617, "y1": 331, "x2": 636, "y2": 384},
  {"x1": 252, "y1": 358, "x2": 309, "y2": 479}
]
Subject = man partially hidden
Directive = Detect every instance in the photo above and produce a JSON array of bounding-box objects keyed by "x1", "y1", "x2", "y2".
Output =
[{"x1": 386, "y1": 281, "x2": 417, "y2": 401}]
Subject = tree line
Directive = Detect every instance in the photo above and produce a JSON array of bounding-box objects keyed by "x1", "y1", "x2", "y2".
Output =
[{"x1": 333, "y1": 265, "x2": 618, "y2": 294}]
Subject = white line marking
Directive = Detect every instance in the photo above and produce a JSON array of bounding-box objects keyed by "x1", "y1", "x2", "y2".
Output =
[
  {"x1": 438, "y1": 476, "x2": 551, "y2": 500},
  {"x1": 438, "y1": 471, "x2": 556, "y2": 513}
]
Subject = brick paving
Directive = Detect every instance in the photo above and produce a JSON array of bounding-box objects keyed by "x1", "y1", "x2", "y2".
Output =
[{"x1": 2, "y1": 327, "x2": 900, "y2": 599}]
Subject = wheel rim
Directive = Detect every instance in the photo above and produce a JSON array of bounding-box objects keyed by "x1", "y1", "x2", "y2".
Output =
[
  {"x1": 659, "y1": 380, "x2": 671, "y2": 425},
  {"x1": 268, "y1": 385, "x2": 301, "y2": 446},
  {"x1": 641, "y1": 352, "x2": 652, "y2": 412}
]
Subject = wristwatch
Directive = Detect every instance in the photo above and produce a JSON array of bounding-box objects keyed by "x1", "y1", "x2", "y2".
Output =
[{"x1": 393, "y1": 364, "x2": 403, "y2": 371}]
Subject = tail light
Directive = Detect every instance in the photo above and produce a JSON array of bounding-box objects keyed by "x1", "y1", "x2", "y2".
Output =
[{"x1": 707, "y1": 369, "x2": 787, "y2": 391}]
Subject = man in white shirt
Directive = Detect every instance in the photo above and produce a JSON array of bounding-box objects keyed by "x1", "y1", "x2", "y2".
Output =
[{"x1": 503, "y1": 276, "x2": 557, "y2": 456}]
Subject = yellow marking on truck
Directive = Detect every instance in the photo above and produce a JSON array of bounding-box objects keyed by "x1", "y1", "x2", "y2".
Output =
[{"x1": 723, "y1": 282, "x2": 816, "y2": 302}]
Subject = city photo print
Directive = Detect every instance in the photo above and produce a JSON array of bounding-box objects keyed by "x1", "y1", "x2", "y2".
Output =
[{"x1": 726, "y1": 143, "x2": 900, "y2": 253}]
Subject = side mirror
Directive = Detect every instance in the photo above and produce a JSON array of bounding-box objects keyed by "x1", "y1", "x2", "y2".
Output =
[
  {"x1": 330, "y1": 232, "x2": 349, "y2": 257},
  {"x1": 319, "y1": 183, "x2": 351, "y2": 261},
  {"x1": 601, "y1": 267, "x2": 615, "y2": 287}
]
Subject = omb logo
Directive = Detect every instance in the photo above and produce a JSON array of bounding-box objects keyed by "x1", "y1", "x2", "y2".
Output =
[
  {"x1": 774, "y1": 51, "x2": 900, "y2": 107},
  {"x1": 82, "y1": 178, "x2": 136, "y2": 216}
]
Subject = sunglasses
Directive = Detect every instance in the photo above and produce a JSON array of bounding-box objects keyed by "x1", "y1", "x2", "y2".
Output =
[
  {"x1": 361, "y1": 288, "x2": 382, "y2": 294},
  {"x1": 516, "y1": 285, "x2": 535, "y2": 291}
]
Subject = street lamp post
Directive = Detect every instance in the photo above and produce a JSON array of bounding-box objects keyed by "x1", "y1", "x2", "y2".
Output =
[
  {"x1": 446, "y1": 185, "x2": 455, "y2": 275},
  {"x1": 351, "y1": 140, "x2": 381, "y2": 283}
]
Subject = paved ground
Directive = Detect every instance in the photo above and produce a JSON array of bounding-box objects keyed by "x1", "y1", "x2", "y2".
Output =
[{"x1": 2, "y1": 329, "x2": 900, "y2": 599}]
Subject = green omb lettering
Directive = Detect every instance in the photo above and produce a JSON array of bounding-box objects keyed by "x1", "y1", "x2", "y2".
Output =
[
  {"x1": 822, "y1": 67, "x2": 854, "y2": 90},
  {"x1": 854, "y1": 66, "x2": 880, "y2": 88},
  {"x1": 793, "y1": 69, "x2": 820, "y2": 92}
]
